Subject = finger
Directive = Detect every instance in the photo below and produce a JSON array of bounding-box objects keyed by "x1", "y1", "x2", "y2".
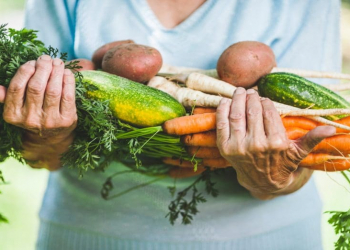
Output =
[
  {"x1": 295, "y1": 125, "x2": 336, "y2": 156},
  {"x1": 216, "y1": 97, "x2": 231, "y2": 145},
  {"x1": 228, "y1": 87, "x2": 247, "y2": 143},
  {"x1": 5, "y1": 60, "x2": 36, "y2": 108},
  {"x1": 60, "y1": 69, "x2": 76, "y2": 115},
  {"x1": 246, "y1": 89, "x2": 265, "y2": 139},
  {"x1": 261, "y1": 97, "x2": 286, "y2": 138},
  {"x1": 43, "y1": 58, "x2": 64, "y2": 113},
  {"x1": 0, "y1": 86, "x2": 7, "y2": 103},
  {"x1": 25, "y1": 55, "x2": 53, "y2": 110}
]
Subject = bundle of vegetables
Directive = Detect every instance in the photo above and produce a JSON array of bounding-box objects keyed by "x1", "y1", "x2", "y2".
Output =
[
  {"x1": 1, "y1": 24, "x2": 350, "y2": 248},
  {"x1": 154, "y1": 41, "x2": 350, "y2": 249},
  {"x1": 0, "y1": 24, "x2": 204, "y2": 224}
]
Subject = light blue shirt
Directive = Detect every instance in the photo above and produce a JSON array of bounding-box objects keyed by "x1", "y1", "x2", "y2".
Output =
[{"x1": 25, "y1": 1, "x2": 341, "y2": 249}]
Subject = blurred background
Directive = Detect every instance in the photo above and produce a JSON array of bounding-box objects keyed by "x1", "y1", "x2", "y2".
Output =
[{"x1": 0, "y1": 1, "x2": 350, "y2": 249}]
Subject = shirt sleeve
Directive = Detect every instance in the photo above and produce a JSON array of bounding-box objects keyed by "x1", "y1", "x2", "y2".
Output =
[{"x1": 24, "y1": 0, "x2": 78, "y2": 60}]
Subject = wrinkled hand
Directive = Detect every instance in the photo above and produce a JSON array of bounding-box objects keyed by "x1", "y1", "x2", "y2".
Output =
[
  {"x1": 0, "y1": 55, "x2": 78, "y2": 170},
  {"x1": 216, "y1": 87, "x2": 336, "y2": 199}
]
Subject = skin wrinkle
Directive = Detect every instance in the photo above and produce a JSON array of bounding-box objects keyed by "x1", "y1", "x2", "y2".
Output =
[{"x1": 216, "y1": 87, "x2": 335, "y2": 199}]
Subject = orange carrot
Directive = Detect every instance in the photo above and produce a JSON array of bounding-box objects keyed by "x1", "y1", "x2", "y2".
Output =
[
  {"x1": 202, "y1": 158, "x2": 231, "y2": 168},
  {"x1": 163, "y1": 156, "x2": 229, "y2": 169},
  {"x1": 281, "y1": 116, "x2": 318, "y2": 131},
  {"x1": 169, "y1": 166, "x2": 206, "y2": 178},
  {"x1": 286, "y1": 127, "x2": 350, "y2": 155},
  {"x1": 192, "y1": 107, "x2": 216, "y2": 115},
  {"x1": 286, "y1": 127, "x2": 308, "y2": 140},
  {"x1": 300, "y1": 159, "x2": 350, "y2": 171},
  {"x1": 163, "y1": 113, "x2": 216, "y2": 135},
  {"x1": 313, "y1": 134, "x2": 350, "y2": 155},
  {"x1": 299, "y1": 153, "x2": 348, "y2": 167},
  {"x1": 181, "y1": 130, "x2": 217, "y2": 147},
  {"x1": 162, "y1": 157, "x2": 199, "y2": 168},
  {"x1": 333, "y1": 115, "x2": 350, "y2": 133},
  {"x1": 186, "y1": 146, "x2": 222, "y2": 158}
]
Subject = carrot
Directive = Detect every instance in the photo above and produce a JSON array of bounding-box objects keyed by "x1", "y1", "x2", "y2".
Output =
[
  {"x1": 181, "y1": 130, "x2": 217, "y2": 147},
  {"x1": 162, "y1": 157, "x2": 199, "y2": 168},
  {"x1": 286, "y1": 127, "x2": 308, "y2": 140},
  {"x1": 286, "y1": 127, "x2": 350, "y2": 155},
  {"x1": 163, "y1": 156, "x2": 230, "y2": 169},
  {"x1": 313, "y1": 134, "x2": 350, "y2": 155},
  {"x1": 186, "y1": 146, "x2": 222, "y2": 158},
  {"x1": 163, "y1": 113, "x2": 216, "y2": 135},
  {"x1": 192, "y1": 107, "x2": 216, "y2": 115},
  {"x1": 332, "y1": 115, "x2": 350, "y2": 133},
  {"x1": 299, "y1": 153, "x2": 349, "y2": 167},
  {"x1": 169, "y1": 166, "x2": 206, "y2": 178},
  {"x1": 300, "y1": 159, "x2": 350, "y2": 171},
  {"x1": 202, "y1": 158, "x2": 231, "y2": 168},
  {"x1": 282, "y1": 116, "x2": 318, "y2": 131}
]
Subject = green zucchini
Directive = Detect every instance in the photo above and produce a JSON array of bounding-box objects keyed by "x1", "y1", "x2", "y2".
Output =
[
  {"x1": 257, "y1": 72, "x2": 350, "y2": 120},
  {"x1": 81, "y1": 70, "x2": 186, "y2": 127}
]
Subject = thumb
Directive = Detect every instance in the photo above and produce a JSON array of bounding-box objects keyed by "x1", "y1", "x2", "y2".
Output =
[
  {"x1": 294, "y1": 125, "x2": 336, "y2": 156},
  {"x1": 0, "y1": 85, "x2": 6, "y2": 103}
]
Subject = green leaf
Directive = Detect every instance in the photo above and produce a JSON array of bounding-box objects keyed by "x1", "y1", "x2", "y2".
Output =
[{"x1": 327, "y1": 209, "x2": 350, "y2": 250}]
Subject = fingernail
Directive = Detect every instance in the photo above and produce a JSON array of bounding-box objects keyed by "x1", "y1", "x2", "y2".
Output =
[
  {"x1": 40, "y1": 55, "x2": 51, "y2": 61},
  {"x1": 53, "y1": 58, "x2": 62, "y2": 66},
  {"x1": 235, "y1": 87, "x2": 245, "y2": 94},
  {"x1": 260, "y1": 97, "x2": 266, "y2": 101},
  {"x1": 27, "y1": 60, "x2": 36, "y2": 66},
  {"x1": 246, "y1": 89, "x2": 256, "y2": 94},
  {"x1": 222, "y1": 98, "x2": 230, "y2": 104},
  {"x1": 64, "y1": 69, "x2": 72, "y2": 75}
]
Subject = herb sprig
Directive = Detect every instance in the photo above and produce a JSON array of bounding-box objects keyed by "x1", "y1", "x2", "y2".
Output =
[
  {"x1": 327, "y1": 209, "x2": 350, "y2": 250},
  {"x1": 166, "y1": 168, "x2": 222, "y2": 225}
]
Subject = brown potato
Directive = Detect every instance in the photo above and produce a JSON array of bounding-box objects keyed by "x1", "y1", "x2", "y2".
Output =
[
  {"x1": 92, "y1": 40, "x2": 134, "y2": 69},
  {"x1": 70, "y1": 58, "x2": 96, "y2": 71},
  {"x1": 102, "y1": 43, "x2": 163, "y2": 83},
  {"x1": 216, "y1": 41, "x2": 277, "y2": 88}
]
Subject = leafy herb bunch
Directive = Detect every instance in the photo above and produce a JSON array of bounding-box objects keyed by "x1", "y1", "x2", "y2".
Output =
[{"x1": 0, "y1": 24, "x2": 220, "y2": 226}]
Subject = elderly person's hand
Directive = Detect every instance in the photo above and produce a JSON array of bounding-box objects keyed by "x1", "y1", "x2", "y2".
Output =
[
  {"x1": 216, "y1": 87, "x2": 336, "y2": 199},
  {"x1": 0, "y1": 55, "x2": 77, "y2": 170}
]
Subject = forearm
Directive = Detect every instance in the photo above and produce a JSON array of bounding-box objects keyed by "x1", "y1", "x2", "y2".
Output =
[{"x1": 21, "y1": 131, "x2": 74, "y2": 170}]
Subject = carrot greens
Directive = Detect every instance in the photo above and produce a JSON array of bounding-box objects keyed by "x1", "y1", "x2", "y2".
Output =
[{"x1": 0, "y1": 24, "x2": 214, "y2": 226}]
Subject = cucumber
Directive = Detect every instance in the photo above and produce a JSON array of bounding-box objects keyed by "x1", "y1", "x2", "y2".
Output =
[
  {"x1": 81, "y1": 70, "x2": 186, "y2": 127},
  {"x1": 257, "y1": 72, "x2": 350, "y2": 120}
]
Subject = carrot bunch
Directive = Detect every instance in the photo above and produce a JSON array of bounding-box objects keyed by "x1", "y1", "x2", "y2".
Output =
[{"x1": 162, "y1": 107, "x2": 350, "y2": 173}]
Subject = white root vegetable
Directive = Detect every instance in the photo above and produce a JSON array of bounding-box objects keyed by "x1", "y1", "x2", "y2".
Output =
[
  {"x1": 159, "y1": 64, "x2": 218, "y2": 81},
  {"x1": 186, "y1": 72, "x2": 236, "y2": 97},
  {"x1": 149, "y1": 76, "x2": 350, "y2": 131},
  {"x1": 321, "y1": 82, "x2": 350, "y2": 92},
  {"x1": 278, "y1": 108, "x2": 350, "y2": 117},
  {"x1": 147, "y1": 76, "x2": 225, "y2": 108},
  {"x1": 273, "y1": 103, "x2": 350, "y2": 131},
  {"x1": 271, "y1": 67, "x2": 350, "y2": 80},
  {"x1": 159, "y1": 64, "x2": 350, "y2": 81}
]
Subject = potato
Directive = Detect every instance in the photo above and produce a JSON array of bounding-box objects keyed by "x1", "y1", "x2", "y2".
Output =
[
  {"x1": 70, "y1": 58, "x2": 96, "y2": 71},
  {"x1": 92, "y1": 40, "x2": 134, "y2": 69},
  {"x1": 102, "y1": 43, "x2": 163, "y2": 83},
  {"x1": 216, "y1": 41, "x2": 277, "y2": 88}
]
